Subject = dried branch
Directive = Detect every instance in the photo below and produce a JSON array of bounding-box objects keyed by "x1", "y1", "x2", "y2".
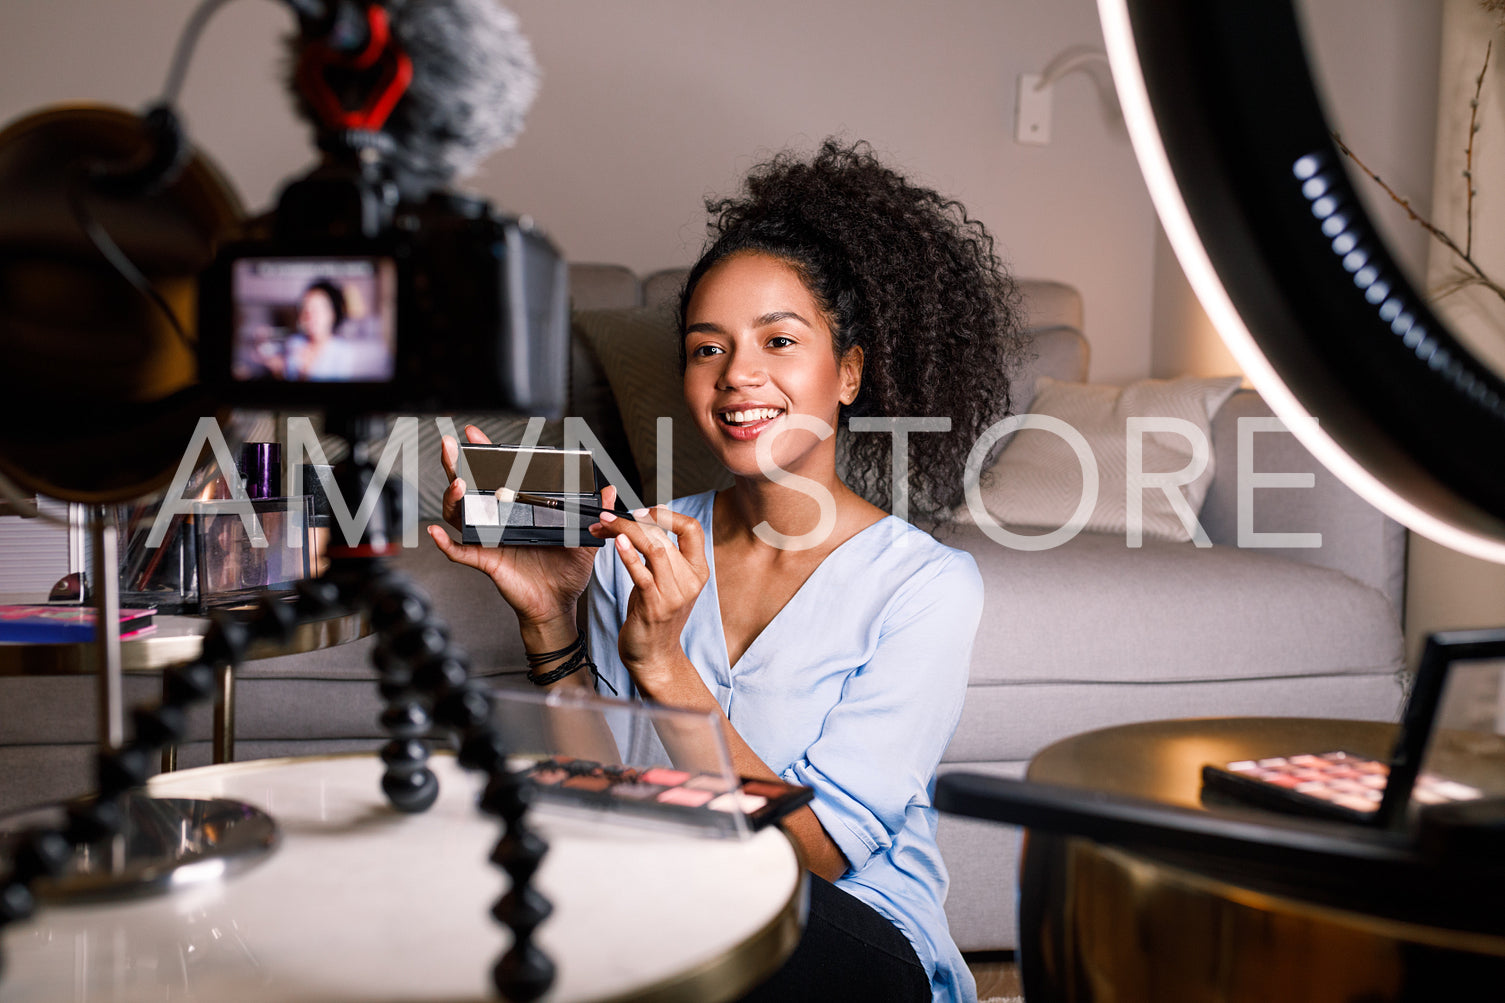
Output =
[
  {"x1": 1466, "y1": 40, "x2": 1491, "y2": 256},
  {"x1": 1330, "y1": 40, "x2": 1504, "y2": 310},
  {"x1": 1433, "y1": 270, "x2": 1500, "y2": 304}
]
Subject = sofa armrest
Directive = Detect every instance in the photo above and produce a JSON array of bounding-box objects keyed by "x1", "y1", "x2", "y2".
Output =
[{"x1": 1200, "y1": 390, "x2": 1406, "y2": 616}]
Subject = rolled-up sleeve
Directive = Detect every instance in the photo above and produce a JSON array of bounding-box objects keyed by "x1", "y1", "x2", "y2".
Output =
[{"x1": 783, "y1": 551, "x2": 983, "y2": 874}]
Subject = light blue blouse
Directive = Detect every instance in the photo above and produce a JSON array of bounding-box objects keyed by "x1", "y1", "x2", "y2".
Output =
[{"x1": 587, "y1": 490, "x2": 982, "y2": 1003}]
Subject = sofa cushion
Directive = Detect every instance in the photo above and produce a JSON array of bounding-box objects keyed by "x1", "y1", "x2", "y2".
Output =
[
  {"x1": 0, "y1": 674, "x2": 169, "y2": 746},
  {"x1": 1202, "y1": 389, "x2": 1407, "y2": 612},
  {"x1": 947, "y1": 524, "x2": 1404, "y2": 687},
  {"x1": 1011, "y1": 325, "x2": 1088, "y2": 414},
  {"x1": 568, "y1": 263, "x2": 641, "y2": 310},
  {"x1": 571, "y1": 304, "x2": 733, "y2": 505},
  {"x1": 1009, "y1": 278, "x2": 1088, "y2": 415},
  {"x1": 642, "y1": 267, "x2": 688, "y2": 309},
  {"x1": 945, "y1": 674, "x2": 1404, "y2": 766},
  {"x1": 1016, "y1": 278, "x2": 1083, "y2": 332},
  {"x1": 964, "y1": 375, "x2": 1241, "y2": 543}
]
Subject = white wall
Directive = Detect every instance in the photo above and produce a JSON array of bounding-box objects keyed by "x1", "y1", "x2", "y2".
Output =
[
  {"x1": 0, "y1": 0, "x2": 1445, "y2": 386},
  {"x1": 0, "y1": 0, "x2": 1155, "y2": 384},
  {"x1": 1405, "y1": 0, "x2": 1505, "y2": 667}
]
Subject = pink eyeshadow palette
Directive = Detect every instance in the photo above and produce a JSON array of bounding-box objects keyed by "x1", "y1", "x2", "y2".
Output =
[
  {"x1": 708, "y1": 792, "x2": 767, "y2": 814},
  {"x1": 639, "y1": 768, "x2": 690, "y2": 786},
  {"x1": 518, "y1": 757, "x2": 814, "y2": 835},
  {"x1": 656, "y1": 787, "x2": 714, "y2": 807},
  {"x1": 1201, "y1": 750, "x2": 1484, "y2": 823}
]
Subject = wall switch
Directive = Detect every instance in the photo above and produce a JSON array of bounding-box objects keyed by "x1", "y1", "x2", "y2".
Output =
[{"x1": 1015, "y1": 73, "x2": 1052, "y2": 145}]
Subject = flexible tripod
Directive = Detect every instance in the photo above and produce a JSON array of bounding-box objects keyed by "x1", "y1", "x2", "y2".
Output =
[{"x1": 0, "y1": 418, "x2": 555, "y2": 1001}]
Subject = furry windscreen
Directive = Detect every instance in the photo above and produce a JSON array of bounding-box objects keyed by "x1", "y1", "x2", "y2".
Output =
[{"x1": 284, "y1": 0, "x2": 540, "y2": 198}]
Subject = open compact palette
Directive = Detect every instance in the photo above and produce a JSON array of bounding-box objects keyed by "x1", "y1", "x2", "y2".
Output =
[
  {"x1": 459, "y1": 444, "x2": 605, "y2": 548},
  {"x1": 1201, "y1": 751, "x2": 1485, "y2": 823},
  {"x1": 493, "y1": 688, "x2": 813, "y2": 838},
  {"x1": 513, "y1": 756, "x2": 812, "y2": 836},
  {"x1": 1200, "y1": 635, "x2": 1505, "y2": 828}
]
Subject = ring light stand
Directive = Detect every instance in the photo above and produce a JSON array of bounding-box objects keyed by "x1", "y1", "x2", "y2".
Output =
[{"x1": 936, "y1": 3, "x2": 1505, "y2": 991}]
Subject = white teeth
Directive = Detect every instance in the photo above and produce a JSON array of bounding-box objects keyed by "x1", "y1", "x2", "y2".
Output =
[{"x1": 724, "y1": 407, "x2": 781, "y2": 424}]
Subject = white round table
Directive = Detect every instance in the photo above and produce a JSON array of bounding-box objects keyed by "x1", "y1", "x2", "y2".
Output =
[{"x1": 0, "y1": 755, "x2": 806, "y2": 1002}]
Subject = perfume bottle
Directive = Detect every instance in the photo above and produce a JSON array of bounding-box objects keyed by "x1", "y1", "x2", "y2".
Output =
[{"x1": 232, "y1": 442, "x2": 275, "y2": 587}]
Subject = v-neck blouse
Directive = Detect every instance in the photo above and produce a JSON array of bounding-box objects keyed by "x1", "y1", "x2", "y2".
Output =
[{"x1": 587, "y1": 490, "x2": 983, "y2": 1003}]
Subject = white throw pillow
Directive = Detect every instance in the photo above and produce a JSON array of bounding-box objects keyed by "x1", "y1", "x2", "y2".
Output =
[{"x1": 960, "y1": 375, "x2": 1243, "y2": 544}]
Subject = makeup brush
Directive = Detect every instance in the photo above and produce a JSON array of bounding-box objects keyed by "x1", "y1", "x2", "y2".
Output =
[{"x1": 493, "y1": 487, "x2": 637, "y2": 522}]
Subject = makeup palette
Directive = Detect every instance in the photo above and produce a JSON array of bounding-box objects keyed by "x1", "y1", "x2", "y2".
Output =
[
  {"x1": 459, "y1": 444, "x2": 606, "y2": 548},
  {"x1": 515, "y1": 757, "x2": 814, "y2": 836},
  {"x1": 1201, "y1": 750, "x2": 1484, "y2": 823}
]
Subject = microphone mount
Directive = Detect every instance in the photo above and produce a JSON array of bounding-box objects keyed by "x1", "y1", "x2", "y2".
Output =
[{"x1": 293, "y1": 1, "x2": 413, "y2": 136}]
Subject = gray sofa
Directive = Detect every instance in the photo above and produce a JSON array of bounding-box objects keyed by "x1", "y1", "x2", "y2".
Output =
[{"x1": 0, "y1": 264, "x2": 1406, "y2": 954}]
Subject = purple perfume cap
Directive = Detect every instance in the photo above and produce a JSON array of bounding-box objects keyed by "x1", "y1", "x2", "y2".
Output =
[{"x1": 240, "y1": 442, "x2": 282, "y2": 500}]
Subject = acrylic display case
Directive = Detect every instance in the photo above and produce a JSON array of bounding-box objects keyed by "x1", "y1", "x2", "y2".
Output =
[
  {"x1": 194, "y1": 497, "x2": 312, "y2": 611},
  {"x1": 490, "y1": 687, "x2": 813, "y2": 839}
]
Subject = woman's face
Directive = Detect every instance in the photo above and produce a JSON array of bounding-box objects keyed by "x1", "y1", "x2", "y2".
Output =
[
  {"x1": 682, "y1": 253, "x2": 862, "y2": 482},
  {"x1": 298, "y1": 289, "x2": 337, "y2": 341}
]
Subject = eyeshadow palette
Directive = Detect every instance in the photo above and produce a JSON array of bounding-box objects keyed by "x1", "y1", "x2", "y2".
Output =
[
  {"x1": 517, "y1": 757, "x2": 814, "y2": 836},
  {"x1": 459, "y1": 444, "x2": 605, "y2": 548},
  {"x1": 1200, "y1": 750, "x2": 1484, "y2": 823}
]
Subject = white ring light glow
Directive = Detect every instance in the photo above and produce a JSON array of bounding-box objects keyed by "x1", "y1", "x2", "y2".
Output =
[{"x1": 1097, "y1": 0, "x2": 1505, "y2": 564}]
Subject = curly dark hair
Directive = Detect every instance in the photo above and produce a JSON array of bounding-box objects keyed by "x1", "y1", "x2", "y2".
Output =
[
  {"x1": 303, "y1": 279, "x2": 347, "y2": 332},
  {"x1": 678, "y1": 138, "x2": 1025, "y2": 521}
]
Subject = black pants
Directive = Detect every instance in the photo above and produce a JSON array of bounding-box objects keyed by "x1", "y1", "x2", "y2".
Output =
[{"x1": 737, "y1": 873, "x2": 931, "y2": 1002}]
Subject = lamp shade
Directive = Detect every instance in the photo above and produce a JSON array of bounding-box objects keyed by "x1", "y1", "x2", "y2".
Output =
[
  {"x1": 1099, "y1": 0, "x2": 1505, "y2": 562},
  {"x1": 0, "y1": 105, "x2": 243, "y2": 502}
]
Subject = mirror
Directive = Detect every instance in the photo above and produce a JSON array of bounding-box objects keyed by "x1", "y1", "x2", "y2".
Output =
[{"x1": 0, "y1": 105, "x2": 242, "y2": 502}]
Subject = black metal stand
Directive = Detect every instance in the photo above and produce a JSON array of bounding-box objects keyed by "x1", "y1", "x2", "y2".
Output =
[{"x1": 0, "y1": 418, "x2": 555, "y2": 1000}]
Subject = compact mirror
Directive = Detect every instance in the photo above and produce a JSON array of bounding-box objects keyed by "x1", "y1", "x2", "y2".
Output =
[{"x1": 1100, "y1": 0, "x2": 1505, "y2": 561}]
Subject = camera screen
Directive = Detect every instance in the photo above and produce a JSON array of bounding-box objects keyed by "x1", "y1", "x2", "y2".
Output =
[{"x1": 229, "y1": 256, "x2": 398, "y2": 384}]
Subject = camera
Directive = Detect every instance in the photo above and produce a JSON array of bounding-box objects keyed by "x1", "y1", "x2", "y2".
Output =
[
  {"x1": 195, "y1": 0, "x2": 568, "y2": 419},
  {"x1": 197, "y1": 172, "x2": 569, "y2": 417}
]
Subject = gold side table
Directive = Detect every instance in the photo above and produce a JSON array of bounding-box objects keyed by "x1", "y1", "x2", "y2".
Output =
[{"x1": 1018, "y1": 717, "x2": 1505, "y2": 1002}]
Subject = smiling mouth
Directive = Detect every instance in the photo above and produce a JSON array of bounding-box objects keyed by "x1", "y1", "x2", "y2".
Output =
[{"x1": 719, "y1": 407, "x2": 784, "y2": 428}]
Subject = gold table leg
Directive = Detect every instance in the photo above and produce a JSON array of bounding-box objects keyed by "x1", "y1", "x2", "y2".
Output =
[
  {"x1": 213, "y1": 661, "x2": 235, "y2": 764},
  {"x1": 158, "y1": 672, "x2": 178, "y2": 773}
]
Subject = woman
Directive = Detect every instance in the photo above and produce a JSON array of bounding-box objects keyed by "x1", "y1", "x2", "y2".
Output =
[
  {"x1": 281, "y1": 279, "x2": 348, "y2": 381},
  {"x1": 430, "y1": 139, "x2": 1021, "y2": 1003},
  {"x1": 283, "y1": 278, "x2": 391, "y2": 382}
]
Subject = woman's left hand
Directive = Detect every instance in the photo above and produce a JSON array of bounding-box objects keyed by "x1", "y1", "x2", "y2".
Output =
[{"x1": 592, "y1": 507, "x2": 710, "y2": 689}]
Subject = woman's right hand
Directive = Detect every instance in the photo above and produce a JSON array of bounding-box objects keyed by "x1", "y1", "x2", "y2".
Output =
[{"x1": 427, "y1": 426, "x2": 605, "y2": 636}]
